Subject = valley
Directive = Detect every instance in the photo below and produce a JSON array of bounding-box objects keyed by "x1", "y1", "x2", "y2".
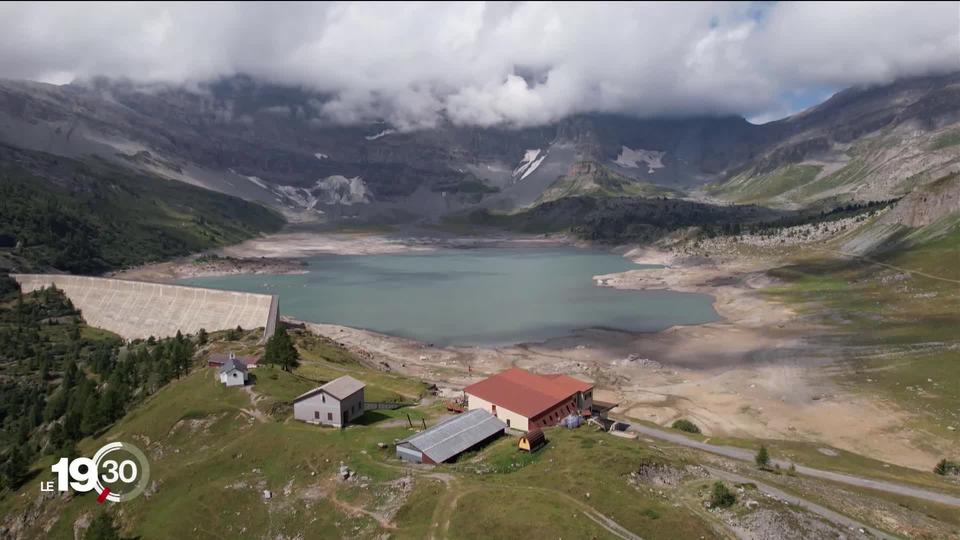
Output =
[
  {"x1": 1, "y1": 65, "x2": 959, "y2": 539},
  {"x1": 111, "y1": 219, "x2": 958, "y2": 472}
]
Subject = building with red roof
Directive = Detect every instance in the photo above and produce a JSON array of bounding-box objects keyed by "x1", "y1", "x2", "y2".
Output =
[{"x1": 463, "y1": 368, "x2": 594, "y2": 432}]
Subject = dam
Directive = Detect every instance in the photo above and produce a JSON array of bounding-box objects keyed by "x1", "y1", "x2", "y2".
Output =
[{"x1": 12, "y1": 274, "x2": 278, "y2": 341}]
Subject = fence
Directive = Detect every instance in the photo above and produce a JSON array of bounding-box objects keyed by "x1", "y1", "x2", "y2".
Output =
[{"x1": 364, "y1": 401, "x2": 416, "y2": 411}]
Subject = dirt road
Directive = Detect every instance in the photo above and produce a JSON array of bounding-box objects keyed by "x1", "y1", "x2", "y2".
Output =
[{"x1": 624, "y1": 422, "x2": 960, "y2": 507}]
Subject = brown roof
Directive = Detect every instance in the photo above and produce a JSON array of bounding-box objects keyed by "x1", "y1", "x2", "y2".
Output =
[
  {"x1": 522, "y1": 428, "x2": 546, "y2": 446},
  {"x1": 464, "y1": 368, "x2": 593, "y2": 418}
]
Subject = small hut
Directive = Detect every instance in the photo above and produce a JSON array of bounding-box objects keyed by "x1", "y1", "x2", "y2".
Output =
[{"x1": 518, "y1": 428, "x2": 547, "y2": 452}]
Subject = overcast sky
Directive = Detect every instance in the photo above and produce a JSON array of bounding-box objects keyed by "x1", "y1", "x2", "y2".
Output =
[{"x1": 0, "y1": 1, "x2": 957, "y2": 127}]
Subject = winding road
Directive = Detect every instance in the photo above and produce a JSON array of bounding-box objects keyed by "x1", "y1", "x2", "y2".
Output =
[{"x1": 622, "y1": 422, "x2": 960, "y2": 507}]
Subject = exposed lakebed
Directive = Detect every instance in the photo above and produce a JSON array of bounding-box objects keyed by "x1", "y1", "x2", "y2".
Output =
[{"x1": 180, "y1": 247, "x2": 719, "y2": 346}]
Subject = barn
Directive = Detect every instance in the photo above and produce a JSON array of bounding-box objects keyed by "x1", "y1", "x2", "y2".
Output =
[
  {"x1": 293, "y1": 376, "x2": 366, "y2": 428},
  {"x1": 396, "y1": 409, "x2": 506, "y2": 464},
  {"x1": 464, "y1": 368, "x2": 594, "y2": 432}
]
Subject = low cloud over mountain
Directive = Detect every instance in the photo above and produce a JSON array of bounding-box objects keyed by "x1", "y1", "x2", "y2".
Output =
[{"x1": 0, "y1": 2, "x2": 957, "y2": 129}]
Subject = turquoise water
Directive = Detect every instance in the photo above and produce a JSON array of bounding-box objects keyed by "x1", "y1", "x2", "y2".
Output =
[{"x1": 180, "y1": 247, "x2": 719, "y2": 346}]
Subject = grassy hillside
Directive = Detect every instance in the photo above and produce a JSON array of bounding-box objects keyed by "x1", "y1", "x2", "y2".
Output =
[
  {"x1": 711, "y1": 120, "x2": 960, "y2": 209},
  {"x1": 765, "y1": 227, "x2": 960, "y2": 443},
  {"x1": 711, "y1": 164, "x2": 823, "y2": 204},
  {"x1": 0, "y1": 329, "x2": 727, "y2": 540},
  {"x1": 4, "y1": 315, "x2": 960, "y2": 538},
  {"x1": 537, "y1": 160, "x2": 681, "y2": 204},
  {"x1": 0, "y1": 145, "x2": 285, "y2": 274}
]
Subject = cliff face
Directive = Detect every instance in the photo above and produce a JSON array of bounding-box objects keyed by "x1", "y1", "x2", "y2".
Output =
[{"x1": 880, "y1": 173, "x2": 960, "y2": 228}]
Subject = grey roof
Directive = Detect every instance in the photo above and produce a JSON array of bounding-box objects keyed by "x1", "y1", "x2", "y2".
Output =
[
  {"x1": 218, "y1": 358, "x2": 248, "y2": 375},
  {"x1": 293, "y1": 375, "x2": 365, "y2": 402},
  {"x1": 209, "y1": 352, "x2": 259, "y2": 366},
  {"x1": 399, "y1": 409, "x2": 506, "y2": 463}
]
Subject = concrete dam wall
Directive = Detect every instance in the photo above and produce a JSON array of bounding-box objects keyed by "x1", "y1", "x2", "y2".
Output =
[{"x1": 12, "y1": 274, "x2": 278, "y2": 341}]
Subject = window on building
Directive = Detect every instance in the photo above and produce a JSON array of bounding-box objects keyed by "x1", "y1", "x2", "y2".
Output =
[
  {"x1": 314, "y1": 411, "x2": 320, "y2": 419},
  {"x1": 322, "y1": 394, "x2": 326, "y2": 403},
  {"x1": 327, "y1": 412, "x2": 333, "y2": 421},
  {"x1": 506, "y1": 419, "x2": 511, "y2": 428}
]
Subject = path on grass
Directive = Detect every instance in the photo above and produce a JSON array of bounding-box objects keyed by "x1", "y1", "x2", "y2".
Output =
[
  {"x1": 622, "y1": 422, "x2": 960, "y2": 507},
  {"x1": 813, "y1": 247, "x2": 960, "y2": 285},
  {"x1": 705, "y1": 466, "x2": 900, "y2": 540}
]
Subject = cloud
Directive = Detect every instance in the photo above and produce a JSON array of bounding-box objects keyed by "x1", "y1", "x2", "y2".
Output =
[{"x1": 0, "y1": 1, "x2": 957, "y2": 128}]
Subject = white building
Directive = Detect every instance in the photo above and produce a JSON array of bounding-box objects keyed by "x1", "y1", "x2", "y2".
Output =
[
  {"x1": 218, "y1": 358, "x2": 249, "y2": 387},
  {"x1": 293, "y1": 375, "x2": 366, "y2": 428}
]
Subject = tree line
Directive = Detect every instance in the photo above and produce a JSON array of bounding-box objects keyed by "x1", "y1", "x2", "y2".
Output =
[{"x1": 0, "y1": 274, "x2": 197, "y2": 492}]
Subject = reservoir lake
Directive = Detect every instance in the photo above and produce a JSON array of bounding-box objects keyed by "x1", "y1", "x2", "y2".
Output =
[{"x1": 180, "y1": 247, "x2": 719, "y2": 346}]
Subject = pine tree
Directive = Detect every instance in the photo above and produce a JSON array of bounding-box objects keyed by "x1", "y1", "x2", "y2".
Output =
[
  {"x1": 80, "y1": 394, "x2": 103, "y2": 435},
  {"x1": 755, "y1": 445, "x2": 770, "y2": 469},
  {"x1": 197, "y1": 328, "x2": 208, "y2": 345},
  {"x1": 1, "y1": 446, "x2": 27, "y2": 490},
  {"x1": 710, "y1": 481, "x2": 736, "y2": 508},
  {"x1": 264, "y1": 328, "x2": 299, "y2": 372}
]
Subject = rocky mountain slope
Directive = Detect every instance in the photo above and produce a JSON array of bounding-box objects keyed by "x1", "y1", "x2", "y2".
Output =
[
  {"x1": 711, "y1": 73, "x2": 960, "y2": 209},
  {"x1": 1, "y1": 72, "x2": 958, "y2": 229},
  {"x1": 0, "y1": 144, "x2": 284, "y2": 274},
  {"x1": 0, "y1": 75, "x2": 770, "y2": 222}
]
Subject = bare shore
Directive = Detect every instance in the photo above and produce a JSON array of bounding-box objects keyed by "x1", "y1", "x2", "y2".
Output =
[
  {"x1": 122, "y1": 230, "x2": 944, "y2": 469},
  {"x1": 110, "y1": 255, "x2": 309, "y2": 281},
  {"x1": 113, "y1": 230, "x2": 575, "y2": 281},
  {"x1": 293, "y1": 237, "x2": 939, "y2": 470}
]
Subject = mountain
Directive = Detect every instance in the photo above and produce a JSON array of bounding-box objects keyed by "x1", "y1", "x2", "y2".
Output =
[
  {"x1": 0, "y1": 72, "x2": 958, "y2": 232},
  {"x1": 0, "y1": 75, "x2": 773, "y2": 222},
  {"x1": 536, "y1": 160, "x2": 682, "y2": 204},
  {"x1": 0, "y1": 144, "x2": 284, "y2": 274},
  {"x1": 711, "y1": 72, "x2": 960, "y2": 208}
]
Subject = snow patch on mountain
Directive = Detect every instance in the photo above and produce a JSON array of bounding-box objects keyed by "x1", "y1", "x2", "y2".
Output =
[
  {"x1": 274, "y1": 176, "x2": 372, "y2": 210},
  {"x1": 314, "y1": 175, "x2": 372, "y2": 205},
  {"x1": 243, "y1": 175, "x2": 270, "y2": 190},
  {"x1": 365, "y1": 129, "x2": 396, "y2": 141},
  {"x1": 513, "y1": 149, "x2": 547, "y2": 180},
  {"x1": 315, "y1": 152, "x2": 328, "y2": 160},
  {"x1": 614, "y1": 146, "x2": 665, "y2": 174}
]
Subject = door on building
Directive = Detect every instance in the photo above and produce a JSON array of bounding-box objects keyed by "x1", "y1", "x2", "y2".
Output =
[
  {"x1": 506, "y1": 419, "x2": 511, "y2": 428},
  {"x1": 342, "y1": 411, "x2": 349, "y2": 425}
]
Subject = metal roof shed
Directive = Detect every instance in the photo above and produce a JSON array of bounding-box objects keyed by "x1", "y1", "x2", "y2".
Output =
[{"x1": 396, "y1": 409, "x2": 506, "y2": 464}]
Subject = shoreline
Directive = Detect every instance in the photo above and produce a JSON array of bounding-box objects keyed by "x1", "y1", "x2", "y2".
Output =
[
  {"x1": 112, "y1": 230, "x2": 577, "y2": 281},
  {"x1": 117, "y1": 230, "x2": 945, "y2": 470}
]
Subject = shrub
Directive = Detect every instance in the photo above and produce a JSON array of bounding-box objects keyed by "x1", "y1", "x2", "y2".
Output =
[
  {"x1": 642, "y1": 508, "x2": 661, "y2": 520},
  {"x1": 755, "y1": 445, "x2": 770, "y2": 469},
  {"x1": 934, "y1": 459, "x2": 959, "y2": 476},
  {"x1": 710, "y1": 481, "x2": 736, "y2": 508},
  {"x1": 671, "y1": 419, "x2": 701, "y2": 434}
]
